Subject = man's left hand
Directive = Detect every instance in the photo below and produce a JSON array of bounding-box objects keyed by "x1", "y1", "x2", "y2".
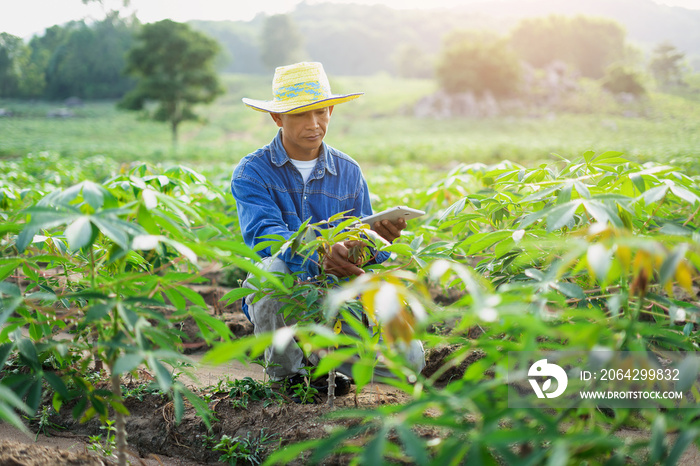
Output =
[{"x1": 373, "y1": 218, "x2": 406, "y2": 243}]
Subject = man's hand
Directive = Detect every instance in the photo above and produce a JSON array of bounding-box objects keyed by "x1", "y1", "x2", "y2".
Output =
[
  {"x1": 373, "y1": 218, "x2": 406, "y2": 243},
  {"x1": 323, "y1": 240, "x2": 366, "y2": 278}
]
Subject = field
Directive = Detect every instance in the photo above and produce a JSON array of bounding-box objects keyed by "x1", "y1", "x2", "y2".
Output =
[
  {"x1": 1, "y1": 74, "x2": 700, "y2": 465},
  {"x1": 2, "y1": 74, "x2": 700, "y2": 170}
]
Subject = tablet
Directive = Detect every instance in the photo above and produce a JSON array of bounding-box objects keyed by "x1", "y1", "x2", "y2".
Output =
[{"x1": 360, "y1": 206, "x2": 425, "y2": 229}]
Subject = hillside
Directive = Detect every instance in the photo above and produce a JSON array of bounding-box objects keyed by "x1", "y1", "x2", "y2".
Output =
[{"x1": 190, "y1": 0, "x2": 700, "y2": 75}]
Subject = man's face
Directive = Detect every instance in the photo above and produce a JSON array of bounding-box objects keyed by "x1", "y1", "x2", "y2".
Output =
[{"x1": 271, "y1": 106, "x2": 334, "y2": 160}]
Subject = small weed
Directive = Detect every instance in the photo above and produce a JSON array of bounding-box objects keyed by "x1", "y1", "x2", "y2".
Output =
[
  {"x1": 28, "y1": 405, "x2": 64, "y2": 441},
  {"x1": 290, "y1": 382, "x2": 319, "y2": 405},
  {"x1": 87, "y1": 419, "x2": 117, "y2": 459},
  {"x1": 212, "y1": 429, "x2": 278, "y2": 465},
  {"x1": 121, "y1": 382, "x2": 163, "y2": 401},
  {"x1": 206, "y1": 376, "x2": 283, "y2": 409}
]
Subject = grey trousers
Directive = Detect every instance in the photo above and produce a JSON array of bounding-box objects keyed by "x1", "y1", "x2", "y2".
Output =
[{"x1": 243, "y1": 257, "x2": 426, "y2": 381}]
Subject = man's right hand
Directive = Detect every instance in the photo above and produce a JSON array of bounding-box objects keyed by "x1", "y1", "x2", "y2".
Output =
[{"x1": 322, "y1": 241, "x2": 366, "y2": 278}]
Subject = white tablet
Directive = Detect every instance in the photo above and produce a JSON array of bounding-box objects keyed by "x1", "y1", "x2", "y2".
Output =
[{"x1": 360, "y1": 206, "x2": 425, "y2": 229}]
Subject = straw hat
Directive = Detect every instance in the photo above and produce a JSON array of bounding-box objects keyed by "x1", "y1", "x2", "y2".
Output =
[{"x1": 242, "y1": 62, "x2": 362, "y2": 114}]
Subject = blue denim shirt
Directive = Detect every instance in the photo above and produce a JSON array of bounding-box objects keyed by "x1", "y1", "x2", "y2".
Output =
[{"x1": 231, "y1": 130, "x2": 389, "y2": 281}]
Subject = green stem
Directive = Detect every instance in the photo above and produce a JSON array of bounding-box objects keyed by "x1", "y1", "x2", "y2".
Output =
[
  {"x1": 89, "y1": 246, "x2": 96, "y2": 289},
  {"x1": 110, "y1": 371, "x2": 128, "y2": 466}
]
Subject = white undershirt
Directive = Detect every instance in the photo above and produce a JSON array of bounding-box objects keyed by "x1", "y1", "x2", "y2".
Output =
[{"x1": 289, "y1": 157, "x2": 319, "y2": 183}]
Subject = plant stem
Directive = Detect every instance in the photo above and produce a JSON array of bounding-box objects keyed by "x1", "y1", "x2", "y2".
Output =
[
  {"x1": 110, "y1": 371, "x2": 128, "y2": 466},
  {"x1": 683, "y1": 204, "x2": 700, "y2": 227},
  {"x1": 327, "y1": 358, "x2": 336, "y2": 408},
  {"x1": 89, "y1": 246, "x2": 96, "y2": 289}
]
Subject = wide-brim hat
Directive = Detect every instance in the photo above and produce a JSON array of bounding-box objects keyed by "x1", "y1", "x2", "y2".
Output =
[{"x1": 242, "y1": 62, "x2": 362, "y2": 114}]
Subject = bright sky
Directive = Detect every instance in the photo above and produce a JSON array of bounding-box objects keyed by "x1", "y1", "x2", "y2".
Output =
[{"x1": 2, "y1": 0, "x2": 698, "y2": 39}]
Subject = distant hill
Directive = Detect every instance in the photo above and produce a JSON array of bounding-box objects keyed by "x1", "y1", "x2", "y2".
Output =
[{"x1": 190, "y1": 0, "x2": 700, "y2": 76}]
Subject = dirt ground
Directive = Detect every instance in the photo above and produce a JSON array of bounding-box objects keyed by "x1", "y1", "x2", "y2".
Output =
[{"x1": 0, "y1": 361, "x2": 413, "y2": 466}]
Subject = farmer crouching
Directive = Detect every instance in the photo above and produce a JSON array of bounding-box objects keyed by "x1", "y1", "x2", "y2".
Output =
[{"x1": 231, "y1": 62, "x2": 425, "y2": 401}]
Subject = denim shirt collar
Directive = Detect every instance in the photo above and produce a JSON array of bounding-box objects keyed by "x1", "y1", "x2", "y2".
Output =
[{"x1": 269, "y1": 130, "x2": 337, "y2": 177}]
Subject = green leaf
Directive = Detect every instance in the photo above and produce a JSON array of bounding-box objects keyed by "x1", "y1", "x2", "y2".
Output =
[
  {"x1": 43, "y1": 371, "x2": 70, "y2": 400},
  {"x1": 80, "y1": 181, "x2": 106, "y2": 210},
  {"x1": 164, "y1": 287, "x2": 187, "y2": 310},
  {"x1": 546, "y1": 202, "x2": 580, "y2": 232},
  {"x1": 0, "y1": 385, "x2": 31, "y2": 434},
  {"x1": 175, "y1": 285, "x2": 207, "y2": 308},
  {"x1": 547, "y1": 441, "x2": 569, "y2": 466},
  {"x1": 149, "y1": 357, "x2": 172, "y2": 392},
  {"x1": 85, "y1": 302, "x2": 114, "y2": 323},
  {"x1": 557, "y1": 183, "x2": 572, "y2": 204},
  {"x1": 667, "y1": 429, "x2": 698, "y2": 465},
  {"x1": 591, "y1": 150, "x2": 628, "y2": 165},
  {"x1": 551, "y1": 281, "x2": 585, "y2": 299},
  {"x1": 90, "y1": 215, "x2": 129, "y2": 250},
  {"x1": 221, "y1": 287, "x2": 254, "y2": 305},
  {"x1": 649, "y1": 416, "x2": 666, "y2": 463},
  {"x1": 583, "y1": 200, "x2": 622, "y2": 227},
  {"x1": 0, "y1": 260, "x2": 21, "y2": 282},
  {"x1": 675, "y1": 356, "x2": 699, "y2": 392},
  {"x1": 395, "y1": 423, "x2": 429, "y2": 466},
  {"x1": 351, "y1": 356, "x2": 374, "y2": 392},
  {"x1": 113, "y1": 353, "x2": 144, "y2": 375},
  {"x1": 15, "y1": 224, "x2": 38, "y2": 253},
  {"x1": 361, "y1": 425, "x2": 389, "y2": 466},
  {"x1": 659, "y1": 244, "x2": 687, "y2": 288},
  {"x1": 17, "y1": 339, "x2": 38, "y2": 368},
  {"x1": 639, "y1": 185, "x2": 668, "y2": 205},
  {"x1": 65, "y1": 216, "x2": 95, "y2": 250},
  {"x1": 573, "y1": 181, "x2": 591, "y2": 199},
  {"x1": 137, "y1": 204, "x2": 160, "y2": 234},
  {"x1": 670, "y1": 185, "x2": 700, "y2": 205},
  {"x1": 462, "y1": 231, "x2": 513, "y2": 255},
  {"x1": 630, "y1": 173, "x2": 645, "y2": 193},
  {"x1": 0, "y1": 342, "x2": 14, "y2": 368},
  {"x1": 25, "y1": 378, "x2": 42, "y2": 413}
]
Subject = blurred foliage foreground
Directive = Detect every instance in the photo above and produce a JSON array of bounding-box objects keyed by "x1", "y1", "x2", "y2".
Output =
[{"x1": 1, "y1": 150, "x2": 699, "y2": 465}]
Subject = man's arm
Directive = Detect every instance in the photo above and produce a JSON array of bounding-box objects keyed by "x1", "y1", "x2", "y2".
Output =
[{"x1": 232, "y1": 171, "x2": 320, "y2": 280}]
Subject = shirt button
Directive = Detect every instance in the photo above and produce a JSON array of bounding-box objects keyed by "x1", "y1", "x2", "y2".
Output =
[{"x1": 304, "y1": 196, "x2": 307, "y2": 200}]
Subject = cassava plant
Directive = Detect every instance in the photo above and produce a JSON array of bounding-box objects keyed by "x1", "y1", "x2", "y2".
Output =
[{"x1": 0, "y1": 158, "x2": 283, "y2": 465}]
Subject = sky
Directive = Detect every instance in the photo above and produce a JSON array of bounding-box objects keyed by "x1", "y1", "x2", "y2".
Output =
[{"x1": 2, "y1": 0, "x2": 699, "y2": 39}]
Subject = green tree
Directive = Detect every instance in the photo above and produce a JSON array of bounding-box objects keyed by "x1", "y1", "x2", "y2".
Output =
[
  {"x1": 436, "y1": 32, "x2": 521, "y2": 97},
  {"x1": 260, "y1": 14, "x2": 304, "y2": 70},
  {"x1": 119, "y1": 20, "x2": 224, "y2": 148},
  {"x1": 601, "y1": 63, "x2": 646, "y2": 96},
  {"x1": 649, "y1": 42, "x2": 685, "y2": 88},
  {"x1": 0, "y1": 33, "x2": 25, "y2": 97},
  {"x1": 42, "y1": 14, "x2": 136, "y2": 99},
  {"x1": 394, "y1": 43, "x2": 433, "y2": 79},
  {"x1": 510, "y1": 15, "x2": 627, "y2": 79}
]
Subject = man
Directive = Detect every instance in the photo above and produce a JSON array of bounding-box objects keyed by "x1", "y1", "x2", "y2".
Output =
[{"x1": 231, "y1": 62, "x2": 424, "y2": 398}]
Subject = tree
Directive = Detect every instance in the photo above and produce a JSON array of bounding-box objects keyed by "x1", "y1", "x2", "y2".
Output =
[
  {"x1": 43, "y1": 14, "x2": 137, "y2": 99},
  {"x1": 119, "y1": 20, "x2": 224, "y2": 148},
  {"x1": 0, "y1": 33, "x2": 25, "y2": 97},
  {"x1": 435, "y1": 32, "x2": 521, "y2": 98},
  {"x1": 601, "y1": 64, "x2": 646, "y2": 96},
  {"x1": 394, "y1": 44, "x2": 433, "y2": 79},
  {"x1": 649, "y1": 42, "x2": 685, "y2": 88},
  {"x1": 510, "y1": 15, "x2": 627, "y2": 79},
  {"x1": 259, "y1": 14, "x2": 304, "y2": 70}
]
